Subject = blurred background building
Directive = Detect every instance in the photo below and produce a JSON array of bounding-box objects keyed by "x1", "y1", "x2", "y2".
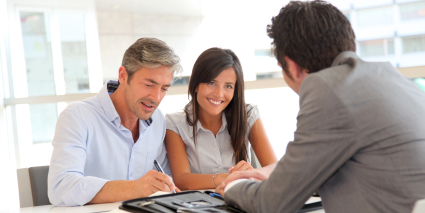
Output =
[{"x1": 1, "y1": 0, "x2": 424, "y2": 210}]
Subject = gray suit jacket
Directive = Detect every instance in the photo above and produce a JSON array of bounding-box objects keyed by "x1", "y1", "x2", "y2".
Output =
[{"x1": 225, "y1": 52, "x2": 425, "y2": 213}]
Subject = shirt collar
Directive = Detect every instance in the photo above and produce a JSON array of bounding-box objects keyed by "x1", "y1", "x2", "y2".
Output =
[
  {"x1": 99, "y1": 80, "x2": 120, "y2": 125},
  {"x1": 184, "y1": 104, "x2": 228, "y2": 137},
  {"x1": 98, "y1": 80, "x2": 153, "y2": 128},
  {"x1": 139, "y1": 118, "x2": 148, "y2": 134},
  {"x1": 331, "y1": 51, "x2": 361, "y2": 68}
]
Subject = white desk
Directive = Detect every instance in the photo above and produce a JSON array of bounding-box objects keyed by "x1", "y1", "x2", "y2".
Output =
[
  {"x1": 2, "y1": 202, "x2": 121, "y2": 213},
  {"x1": 4, "y1": 197, "x2": 324, "y2": 213}
]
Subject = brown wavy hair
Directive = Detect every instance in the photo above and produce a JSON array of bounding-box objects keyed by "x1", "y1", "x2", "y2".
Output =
[{"x1": 184, "y1": 47, "x2": 248, "y2": 163}]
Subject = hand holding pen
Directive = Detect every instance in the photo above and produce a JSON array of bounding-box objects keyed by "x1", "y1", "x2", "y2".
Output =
[
  {"x1": 154, "y1": 159, "x2": 177, "y2": 193},
  {"x1": 132, "y1": 169, "x2": 178, "y2": 198}
]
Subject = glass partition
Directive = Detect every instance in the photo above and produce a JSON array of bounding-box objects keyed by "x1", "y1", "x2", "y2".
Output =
[
  {"x1": 400, "y1": 1, "x2": 425, "y2": 21},
  {"x1": 20, "y1": 11, "x2": 56, "y2": 97},
  {"x1": 402, "y1": 35, "x2": 425, "y2": 54},
  {"x1": 357, "y1": 6, "x2": 394, "y2": 27},
  {"x1": 58, "y1": 12, "x2": 90, "y2": 94}
]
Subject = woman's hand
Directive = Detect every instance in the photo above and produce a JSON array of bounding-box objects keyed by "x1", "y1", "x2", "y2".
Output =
[
  {"x1": 228, "y1": 160, "x2": 254, "y2": 173},
  {"x1": 215, "y1": 169, "x2": 268, "y2": 197},
  {"x1": 213, "y1": 173, "x2": 230, "y2": 187}
]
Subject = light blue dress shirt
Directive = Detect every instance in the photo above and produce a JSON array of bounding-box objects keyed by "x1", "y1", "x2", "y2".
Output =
[{"x1": 48, "y1": 80, "x2": 171, "y2": 206}]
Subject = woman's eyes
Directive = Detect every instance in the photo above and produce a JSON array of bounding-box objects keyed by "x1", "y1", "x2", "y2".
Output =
[{"x1": 206, "y1": 82, "x2": 233, "y2": 89}]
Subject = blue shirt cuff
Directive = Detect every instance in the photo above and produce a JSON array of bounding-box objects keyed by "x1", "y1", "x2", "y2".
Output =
[{"x1": 62, "y1": 176, "x2": 109, "y2": 206}]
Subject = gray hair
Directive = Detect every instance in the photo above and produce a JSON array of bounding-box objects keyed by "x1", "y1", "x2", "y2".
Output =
[{"x1": 121, "y1": 37, "x2": 182, "y2": 82}]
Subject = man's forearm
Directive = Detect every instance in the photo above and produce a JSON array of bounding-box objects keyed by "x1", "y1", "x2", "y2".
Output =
[{"x1": 88, "y1": 180, "x2": 136, "y2": 204}]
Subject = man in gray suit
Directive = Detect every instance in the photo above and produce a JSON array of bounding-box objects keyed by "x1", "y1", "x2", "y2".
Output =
[{"x1": 216, "y1": 1, "x2": 425, "y2": 213}]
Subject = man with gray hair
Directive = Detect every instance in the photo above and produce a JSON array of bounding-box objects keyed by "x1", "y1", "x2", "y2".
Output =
[{"x1": 48, "y1": 38, "x2": 182, "y2": 206}]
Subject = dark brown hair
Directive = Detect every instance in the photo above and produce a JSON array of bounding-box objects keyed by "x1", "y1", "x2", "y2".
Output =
[
  {"x1": 267, "y1": 1, "x2": 356, "y2": 77},
  {"x1": 185, "y1": 47, "x2": 248, "y2": 163}
]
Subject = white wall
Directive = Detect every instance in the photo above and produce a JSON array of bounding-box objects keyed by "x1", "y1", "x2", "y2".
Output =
[
  {"x1": 96, "y1": 1, "x2": 290, "y2": 82},
  {"x1": 97, "y1": 12, "x2": 202, "y2": 81}
]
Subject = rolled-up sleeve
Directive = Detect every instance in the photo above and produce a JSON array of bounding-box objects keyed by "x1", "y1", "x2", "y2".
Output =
[{"x1": 48, "y1": 109, "x2": 108, "y2": 206}]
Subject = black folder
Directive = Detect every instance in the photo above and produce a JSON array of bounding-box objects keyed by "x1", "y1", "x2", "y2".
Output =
[{"x1": 119, "y1": 191, "x2": 323, "y2": 213}]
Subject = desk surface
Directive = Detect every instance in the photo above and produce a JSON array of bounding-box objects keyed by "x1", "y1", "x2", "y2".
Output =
[
  {"x1": 4, "y1": 197, "x2": 324, "y2": 213},
  {"x1": 2, "y1": 202, "x2": 121, "y2": 213}
]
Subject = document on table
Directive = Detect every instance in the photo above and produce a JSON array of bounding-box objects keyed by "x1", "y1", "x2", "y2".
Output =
[
  {"x1": 109, "y1": 209, "x2": 128, "y2": 213},
  {"x1": 306, "y1": 196, "x2": 321, "y2": 204},
  {"x1": 107, "y1": 191, "x2": 173, "y2": 212},
  {"x1": 149, "y1": 190, "x2": 172, "y2": 197}
]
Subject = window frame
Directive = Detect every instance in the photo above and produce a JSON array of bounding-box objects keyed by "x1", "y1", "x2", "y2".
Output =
[{"x1": 3, "y1": 1, "x2": 102, "y2": 168}]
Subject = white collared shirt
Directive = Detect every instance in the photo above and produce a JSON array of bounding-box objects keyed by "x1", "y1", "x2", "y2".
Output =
[{"x1": 165, "y1": 104, "x2": 260, "y2": 174}]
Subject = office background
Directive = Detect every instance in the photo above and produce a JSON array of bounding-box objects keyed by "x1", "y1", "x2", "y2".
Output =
[{"x1": 1, "y1": 0, "x2": 425, "y2": 211}]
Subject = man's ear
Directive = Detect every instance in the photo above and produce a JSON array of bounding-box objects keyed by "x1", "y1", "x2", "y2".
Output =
[
  {"x1": 284, "y1": 56, "x2": 308, "y2": 80},
  {"x1": 118, "y1": 66, "x2": 128, "y2": 84}
]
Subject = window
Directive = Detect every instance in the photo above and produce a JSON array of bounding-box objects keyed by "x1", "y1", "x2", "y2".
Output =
[
  {"x1": 58, "y1": 12, "x2": 90, "y2": 94},
  {"x1": 343, "y1": 11, "x2": 351, "y2": 22},
  {"x1": 17, "y1": 11, "x2": 60, "y2": 148},
  {"x1": 254, "y1": 49, "x2": 273, "y2": 57},
  {"x1": 388, "y1": 39, "x2": 395, "y2": 55},
  {"x1": 253, "y1": 49, "x2": 281, "y2": 79},
  {"x1": 19, "y1": 11, "x2": 56, "y2": 97},
  {"x1": 357, "y1": 6, "x2": 394, "y2": 27},
  {"x1": 413, "y1": 78, "x2": 425, "y2": 91},
  {"x1": 359, "y1": 39, "x2": 394, "y2": 57},
  {"x1": 402, "y1": 35, "x2": 425, "y2": 54},
  {"x1": 5, "y1": 6, "x2": 102, "y2": 168},
  {"x1": 400, "y1": 1, "x2": 425, "y2": 21},
  {"x1": 256, "y1": 71, "x2": 283, "y2": 80},
  {"x1": 172, "y1": 76, "x2": 190, "y2": 86},
  {"x1": 15, "y1": 10, "x2": 93, "y2": 150},
  {"x1": 18, "y1": 11, "x2": 91, "y2": 97}
]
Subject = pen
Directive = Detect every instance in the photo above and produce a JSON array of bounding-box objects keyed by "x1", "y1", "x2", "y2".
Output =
[
  {"x1": 153, "y1": 159, "x2": 176, "y2": 193},
  {"x1": 209, "y1": 192, "x2": 222, "y2": 198}
]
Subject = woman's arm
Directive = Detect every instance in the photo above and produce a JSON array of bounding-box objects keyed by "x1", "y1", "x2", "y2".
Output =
[
  {"x1": 248, "y1": 118, "x2": 278, "y2": 167},
  {"x1": 164, "y1": 130, "x2": 229, "y2": 190}
]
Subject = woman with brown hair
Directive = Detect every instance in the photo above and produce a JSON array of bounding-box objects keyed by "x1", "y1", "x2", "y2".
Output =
[{"x1": 164, "y1": 47, "x2": 277, "y2": 190}]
